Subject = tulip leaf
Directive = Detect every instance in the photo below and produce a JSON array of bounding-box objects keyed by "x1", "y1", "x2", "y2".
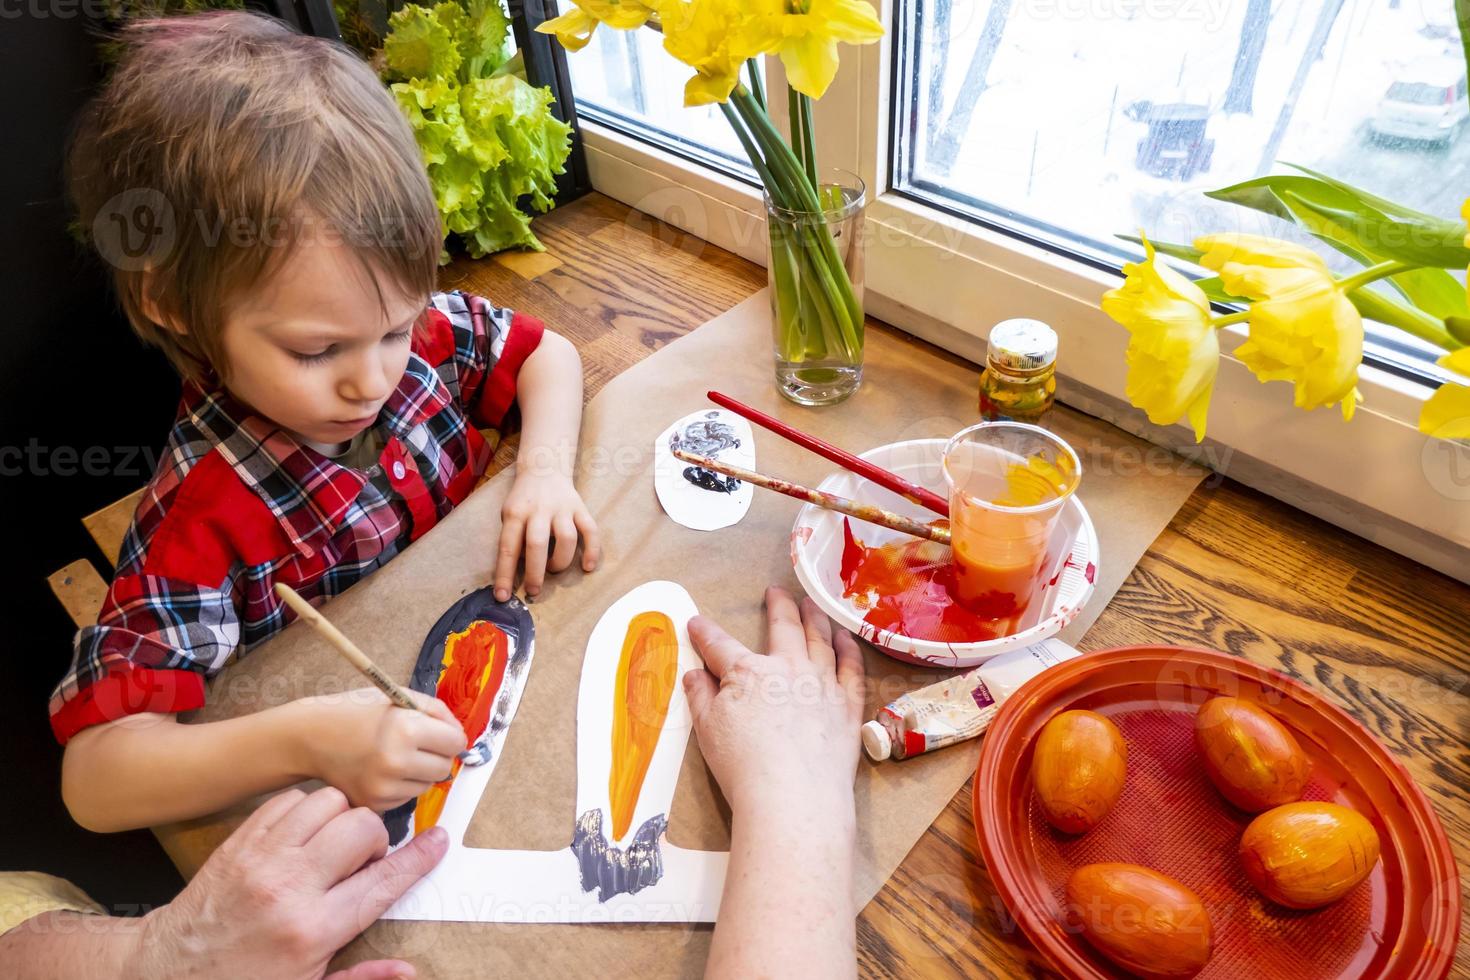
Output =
[
  {"x1": 1286, "y1": 163, "x2": 1452, "y2": 227},
  {"x1": 1379, "y1": 267, "x2": 1470, "y2": 321},
  {"x1": 1117, "y1": 234, "x2": 1202, "y2": 264},
  {"x1": 1207, "y1": 173, "x2": 1470, "y2": 270},
  {"x1": 1446, "y1": 316, "x2": 1470, "y2": 346},
  {"x1": 1347, "y1": 288, "x2": 1458, "y2": 347},
  {"x1": 1193, "y1": 276, "x2": 1249, "y2": 305}
]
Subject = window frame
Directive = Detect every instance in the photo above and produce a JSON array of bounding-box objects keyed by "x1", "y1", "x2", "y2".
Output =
[{"x1": 557, "y1": 0, "x2": 1469, "y2": 579}]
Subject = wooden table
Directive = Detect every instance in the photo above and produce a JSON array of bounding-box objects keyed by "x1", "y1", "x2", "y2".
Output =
[{"x1": 450, "y1": 193, "x2": 1467, "y2": 976}]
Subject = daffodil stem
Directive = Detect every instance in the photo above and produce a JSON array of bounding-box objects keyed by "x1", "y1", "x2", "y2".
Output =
[
  {"x1": 718, "y1": 99, "x2": 778, "y2": 197},
  {"x1": 795, "y1": 87, "x2": 819, "y2": 189},
  {"x1": 1337, "y1": 260, "x2": 1413, "y2": 294},
  {"x1": 745, "y1": 59, "x2": 766, "y2": 112},
  {"x1": 727, "y1": 86, "x2": 864, "y2": 363},
  {"x1": 731, "y1": 88, "x2": 863, "y2": 328},
  {"x1": 788, "y1": 84, "x2": 808, "y2": 178},
  {"x1": 1211, "y1": 310, "x2": 1251, "y2": 328}
]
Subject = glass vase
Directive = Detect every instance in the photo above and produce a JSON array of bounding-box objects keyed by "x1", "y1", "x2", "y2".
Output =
[{"x1": 765, "y1": 170, "x2": 867, "y2": 406}]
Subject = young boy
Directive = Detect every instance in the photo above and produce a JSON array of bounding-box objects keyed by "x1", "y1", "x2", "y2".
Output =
[{"x1": 50, "y1": 11, "x2": 600, "y2": 833}]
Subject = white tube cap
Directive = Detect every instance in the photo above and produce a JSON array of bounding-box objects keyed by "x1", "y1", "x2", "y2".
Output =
[{"x1": 861, "y1": 720, "x2": 892, "y2": 761}]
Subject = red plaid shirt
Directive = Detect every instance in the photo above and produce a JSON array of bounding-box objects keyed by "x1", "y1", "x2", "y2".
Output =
[{"x1": 49, "y1": 291, "x2": 544, "y2": 744}]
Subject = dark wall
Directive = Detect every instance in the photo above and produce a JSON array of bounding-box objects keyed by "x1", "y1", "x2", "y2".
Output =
[{"x1": 0, "y1": 11, "x2": 184, "y2": 910}]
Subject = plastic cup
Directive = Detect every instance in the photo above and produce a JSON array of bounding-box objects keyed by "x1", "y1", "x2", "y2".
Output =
[{"x1": 941, "y1": 422, "x2": 1081, "y2": 632}]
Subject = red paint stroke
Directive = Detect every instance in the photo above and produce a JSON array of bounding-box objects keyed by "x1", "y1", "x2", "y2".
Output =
[
  {"x1": 839, "y1": 518, "x2": 1035, "y2": 643},
  {"x1": 413, "y1": 619, "x2": 510, "y2": 836}
]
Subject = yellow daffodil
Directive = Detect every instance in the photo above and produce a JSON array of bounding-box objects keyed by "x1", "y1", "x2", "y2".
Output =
[
  {"x1": 738, "y1": 0, "x2": 884, "y2": 100},
  {"x1": 1419, "y1": 347, "x2": 1470, "y2": 439},
  {"x1": 1196, "y1": 233, "x2": 1363, "y2": 420},
  {"x1": 658, "y1": 0, "x2": 753, "y2": 105},
  {"x1": 1101, "y1": 237, "x2": 1219, "y2": 441},
  {"x1": 535, "y1": 0, "x2": 658, "y2": 52}
]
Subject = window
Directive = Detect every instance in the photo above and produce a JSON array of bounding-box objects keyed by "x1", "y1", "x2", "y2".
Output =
[
  {"x1": 557, "y1": 2, "x2": 1467, "y2": 572},
  {"x1": 890, "y1": 0, "x2": 1467, "y2": 380},
  {"x1": 566, "y1": 25, "x2": 758, "y2": 182}
]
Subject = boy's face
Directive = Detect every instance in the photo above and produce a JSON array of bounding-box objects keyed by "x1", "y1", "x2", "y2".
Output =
[{"x1": 217, "y1": 237, "x2": 425, "y2": 451}]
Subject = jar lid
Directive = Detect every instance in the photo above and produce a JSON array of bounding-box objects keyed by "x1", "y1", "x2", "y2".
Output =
[{"x1": 987, "y1": 319, "x2": 1057, "y2": 372}]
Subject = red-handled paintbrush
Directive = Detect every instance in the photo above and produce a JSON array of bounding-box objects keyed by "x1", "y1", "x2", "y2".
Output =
[
  {"x1": 671, "y1": 447, "x2": 951, "y2": 545},
  {"x1": 706, "y1": 390, "x2": 950, "y2": 517}
]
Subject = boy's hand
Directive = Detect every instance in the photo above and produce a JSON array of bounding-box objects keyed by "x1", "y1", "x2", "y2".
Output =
[
  {"x1": 295, "y1": 690, "x2": 465, "y2": 812},
  {"x1": 494, "y1": 470, "x2": 601, "y2": 602}
]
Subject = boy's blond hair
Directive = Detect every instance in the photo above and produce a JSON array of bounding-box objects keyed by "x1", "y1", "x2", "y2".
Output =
[{"x1": 68, "y1": 11, "x2": 441, "y2": 382}]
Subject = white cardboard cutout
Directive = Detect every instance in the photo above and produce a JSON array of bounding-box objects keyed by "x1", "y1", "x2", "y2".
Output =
[
  {"x1": 654, "y1": 409, "x2": 755, "y2": 531},
  {"x1": 383, "y1": 581, "x2": 728, "y2": 923}
]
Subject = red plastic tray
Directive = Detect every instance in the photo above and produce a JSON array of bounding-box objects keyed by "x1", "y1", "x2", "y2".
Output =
[{"x1": 974, "y1": 646, "x2": 1460, "y2": 979}]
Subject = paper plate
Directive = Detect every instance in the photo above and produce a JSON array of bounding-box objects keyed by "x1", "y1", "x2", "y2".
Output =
[
  {"x1": 974, "y1": 646, "x2": 1461, "y2": 980},
  {"x1": 789, "y1": 438, "x2": 1097, "y2": 669}
]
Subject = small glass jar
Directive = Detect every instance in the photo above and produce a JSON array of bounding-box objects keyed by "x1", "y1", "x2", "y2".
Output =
[{"x1": 978, "y1": 319, "x2": 1057, "y2": 424}]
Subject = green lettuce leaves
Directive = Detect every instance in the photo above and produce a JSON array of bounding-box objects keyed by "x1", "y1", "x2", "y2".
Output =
[{"x1": 384, "y1": 0, "x2": 572, "y2": 258}]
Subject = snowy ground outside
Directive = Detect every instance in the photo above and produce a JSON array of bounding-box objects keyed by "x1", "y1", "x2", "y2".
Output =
[{"x1": 913, "y1": 0, "x2": 1466, "y2": 256}]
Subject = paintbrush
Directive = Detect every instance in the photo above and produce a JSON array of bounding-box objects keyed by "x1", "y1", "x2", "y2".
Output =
[
  {"x1": 274, "y1": 583, "x2": 426, "y2": 710},
  {"x1": 276, "y1": 584, "x2": 474, "y2": 766},
  {"x1": 671, "y1": 447, "x2": 952, "y2": 545},
  {"x1": 707, "y1": 390, "x2": 951, "y2": 517}
]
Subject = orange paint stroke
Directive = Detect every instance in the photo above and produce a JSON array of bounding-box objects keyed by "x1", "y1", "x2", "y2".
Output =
[
  {"x1": 608, "y1": 611, "x2": 679, "y2": 841},
  {"x1": 413, "y1": 619, "x2": 509, "y2": 836}
]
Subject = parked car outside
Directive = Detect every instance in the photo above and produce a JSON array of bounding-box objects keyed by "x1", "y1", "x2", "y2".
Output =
[{"x1": 1368, "y1": 63, "x2": 1468, "y2": 148}]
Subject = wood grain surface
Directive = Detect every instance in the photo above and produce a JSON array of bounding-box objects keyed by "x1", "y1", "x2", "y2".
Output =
[{"x1": 439, "y1": 193, "x2": 1468, "y2": 979}]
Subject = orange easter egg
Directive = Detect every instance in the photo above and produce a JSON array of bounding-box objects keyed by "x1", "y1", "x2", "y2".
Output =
[
  {"x1": 1065, "y1": 863, "x2": 1213, "y2": 978},
  {"x1": 1239, "y1": 801, "x2": 1381, "y2": 909},
  {"x1": 1032, "y1": 709, "x2": 1127, "y2": 834},
  {"x1": 1194, "y1": 696, "x2": 1310, "y2": 812}
]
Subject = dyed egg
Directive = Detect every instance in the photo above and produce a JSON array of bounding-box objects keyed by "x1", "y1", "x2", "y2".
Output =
[
  {"x1": 1032, "y1": 709, "x2": 1127, "y2": 834},
  {"x1": 1065, "y1": 863, "x2": 1213, "y2": 978},
  {"x1": 1194, "y1": 696, "x2": 1310, "y2": 812},
  {"x1": 1239, "y1": 801, "x2": 1381, "y2": 909}
]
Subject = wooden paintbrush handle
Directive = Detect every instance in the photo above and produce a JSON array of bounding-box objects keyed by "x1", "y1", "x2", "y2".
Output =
[
  {"x1": 671, "y1": 448, "x2": 951, "y2": 545},
  {"x1": 273, "y1": 583, "x2": 420, "y2": 712}
]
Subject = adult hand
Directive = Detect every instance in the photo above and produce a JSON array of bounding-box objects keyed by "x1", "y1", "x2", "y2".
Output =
[
  {"x1": 683, "y1": 586, "x2": 866, "y2": 820},
  {"x1": 136, "y1": 787, "x2": 447, "y2": 980},
  {"x1": 686, "y1": 587, "x2": 866, "y2": 980}
]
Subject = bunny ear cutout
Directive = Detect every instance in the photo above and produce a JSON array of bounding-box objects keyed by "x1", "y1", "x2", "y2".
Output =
[{"x1": 381, "y1": 581, "x2": 730, "y2": 923}]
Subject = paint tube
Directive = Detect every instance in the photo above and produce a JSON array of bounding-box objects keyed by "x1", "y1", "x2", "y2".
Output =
[{"x1": 861, "y1": 638, "x2": 1082, "y2": 761}]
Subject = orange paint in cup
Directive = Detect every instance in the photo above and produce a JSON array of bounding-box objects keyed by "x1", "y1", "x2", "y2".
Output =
[{"x1": 942, "y1": 423, "x2": 1081, "y2": 633}]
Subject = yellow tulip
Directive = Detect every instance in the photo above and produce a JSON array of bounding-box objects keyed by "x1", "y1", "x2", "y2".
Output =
[
  {"x1": 535, "y1": 0, "x2": 659, "y2": 52},
  {"x1": 739, "y1": 0, "x2": 884, "y2": 100},
  {"x1": 1196, "y1": 233, "x2": 1363, "y2": 420},
  {"x1": 1101, "y1": 237, "x2": 1219, "y2": 442},
  {"x1": 1419, "y1": 347, "x2": 1470, "y2": 439}
]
